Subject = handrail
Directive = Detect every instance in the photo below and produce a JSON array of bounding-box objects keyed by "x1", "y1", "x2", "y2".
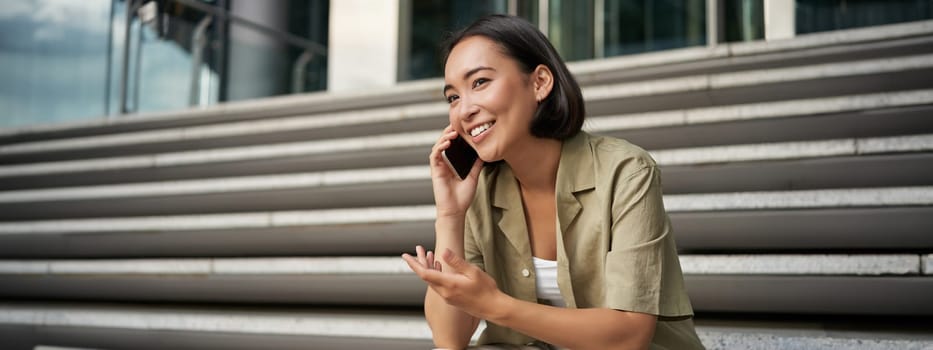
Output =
[
  {"x1": 167, "y1": 0, "x2": 327, "y2": 56},
  {"x1": 189, "y1": 15, "x2": 213, "y2": 107},
  {"x1": 292, "y1": 51, "x2": 316, "y2": 94},
  {"x1": 118, "y1": 0, "x2": 329, "y2": 114}
]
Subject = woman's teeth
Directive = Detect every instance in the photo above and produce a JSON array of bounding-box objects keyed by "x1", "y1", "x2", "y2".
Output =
[{"x1": 470, "y1": 122, "x2": 494, "y2": 137}]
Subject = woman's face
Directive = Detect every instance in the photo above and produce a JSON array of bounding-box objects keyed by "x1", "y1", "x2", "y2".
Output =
[{"x1": 443, "y1": 36, "x2": 541, "y2": 162}]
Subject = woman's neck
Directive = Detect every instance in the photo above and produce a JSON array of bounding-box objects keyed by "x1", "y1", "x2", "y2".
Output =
[{"x1": 505, "y1": 136, "x2": 562, "y2": 193}]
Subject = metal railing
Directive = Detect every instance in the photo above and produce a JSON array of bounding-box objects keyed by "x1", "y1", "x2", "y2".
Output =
[{"x1": 117, "y1": 0, "x2": 328, "y2": 114}]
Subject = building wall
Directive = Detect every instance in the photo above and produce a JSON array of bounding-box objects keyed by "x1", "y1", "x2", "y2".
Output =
[{"x1": 1, "y1": 0, "x2": 932, "y2": 129}]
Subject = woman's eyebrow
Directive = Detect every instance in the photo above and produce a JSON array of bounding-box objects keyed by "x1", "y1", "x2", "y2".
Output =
[
  {"x1": 463, "y1": 66, "x2": 495, "y2": 80},
  {"x1": 443, "y1": 66, "x2": 497, "y2": 96}
]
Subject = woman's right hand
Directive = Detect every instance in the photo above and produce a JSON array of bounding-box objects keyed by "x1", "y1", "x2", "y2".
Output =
[{"x1": 429, "y1": 125, "x2": 484, "y2": 219}]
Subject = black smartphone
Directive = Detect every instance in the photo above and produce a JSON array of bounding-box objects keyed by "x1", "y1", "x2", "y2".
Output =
[{"x1": 442, "y1": 135, "x2": 479, "y2": 180}]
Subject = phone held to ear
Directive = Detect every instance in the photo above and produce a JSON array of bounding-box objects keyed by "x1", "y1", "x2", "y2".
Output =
[{"x1": 442, "y1": 135, "x2": 479, "y2": 180}]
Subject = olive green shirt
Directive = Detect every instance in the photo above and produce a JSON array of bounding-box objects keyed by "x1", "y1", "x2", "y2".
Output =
[{"x1": 464, "y1": 131, "x2": 704, "y2": 349}]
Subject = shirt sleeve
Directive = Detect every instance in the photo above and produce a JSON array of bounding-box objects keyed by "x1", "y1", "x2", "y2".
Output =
[
  {"x1": 463, "y1": 215, "x2": 486, "y2": 272},
  {"x1": 603, "y1": 165, "x2": 693, "y2": 318}
]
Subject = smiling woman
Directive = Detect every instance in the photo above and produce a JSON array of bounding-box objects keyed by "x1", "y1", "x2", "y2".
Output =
[{"x1": 401, "y1": 14, "x2": 705, "y2": 350}]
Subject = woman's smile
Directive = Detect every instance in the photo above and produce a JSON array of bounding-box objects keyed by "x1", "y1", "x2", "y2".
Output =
[{"x1": 469, "y1": 121, "x2": 495, "y2": 144}]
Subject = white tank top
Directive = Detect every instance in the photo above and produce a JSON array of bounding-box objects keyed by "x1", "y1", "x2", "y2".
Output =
[{"x1": 532, "y1": 256, "x2": 566, "y2": 307}]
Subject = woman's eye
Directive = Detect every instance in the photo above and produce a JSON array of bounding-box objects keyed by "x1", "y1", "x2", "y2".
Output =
[
  {"x1": 472, "y1": 78, "x2": 489, "y2": 88},
  {"x1": 445, "y1": 94, "x2": 459, "y2": 104}
]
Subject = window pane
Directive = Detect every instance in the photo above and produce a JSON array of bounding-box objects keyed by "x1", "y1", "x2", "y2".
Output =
[
  {"x1": 405, "y1": 0, "x2": 507, "y2": 81},
  {"x1": 0, "y1": 0, "x2": 111, "y2": 128},
  {"x1": 604, "y1": 0, "x2": 707, "y2": 57},
  {"x1": 797, "y1": 0, "x2": 933, "y2": 34},
  {"x1": 725, "y1": 0, "x2": 764, "y2": 42},
  {"x1": 548, "y1": 0, "x2": 596, "y2": 61}
]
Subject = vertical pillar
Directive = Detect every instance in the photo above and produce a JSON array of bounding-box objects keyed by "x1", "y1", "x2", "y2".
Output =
[
  {"x1": 328, "y1": 0, "x2": 401, "y2": 92},
  {"x1": 707, "y1": 0, "x2": 724, "y2": 46},
  {"x1": 764, "y1": 0, "x2": 795, "y2": 40},
  {"x1": 227, "y1": 0, "x2": 289, "y2": 100},
  {"x1": 538, "y1": 0, "x2": 549, "y2": 37}
]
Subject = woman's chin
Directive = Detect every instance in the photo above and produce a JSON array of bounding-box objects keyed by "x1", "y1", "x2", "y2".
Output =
[{"x1": 477, "y1": 151, "x2": 501, "y2": 163}]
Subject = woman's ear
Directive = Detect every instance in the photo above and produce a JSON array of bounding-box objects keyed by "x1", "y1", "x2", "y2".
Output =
[{"x1": 532, "y1": 64, "x2": 554, "y2": 103}]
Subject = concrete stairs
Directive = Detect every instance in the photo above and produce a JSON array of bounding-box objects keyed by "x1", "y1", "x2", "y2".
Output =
[{"x1": 1, "y1": 20, "x2": 933, "y2": 349}]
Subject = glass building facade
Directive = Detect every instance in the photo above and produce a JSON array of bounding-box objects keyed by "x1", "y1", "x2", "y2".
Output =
[{"x1": 1, "y1": 0, "x2": 932, "y2": 129}]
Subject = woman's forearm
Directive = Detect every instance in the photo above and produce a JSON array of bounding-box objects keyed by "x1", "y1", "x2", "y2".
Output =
[
  {"x1": 425, "y1": 288, "x2": 480, "y2": 348},
  {"x1": 487, "y1": 294, "x2": 656, "y2": 350},
  {"x1": 424, "y1": 217, "x2": 480, "y2": 348}
]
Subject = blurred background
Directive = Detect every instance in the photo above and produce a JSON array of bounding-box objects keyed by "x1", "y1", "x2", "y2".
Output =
[{"x1": 0, "y1": 0, "x2": 932, "y2": 349}]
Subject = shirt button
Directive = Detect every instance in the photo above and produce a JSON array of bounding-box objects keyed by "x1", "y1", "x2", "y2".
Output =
[{"x1": 521, "y1": 268, "x2": 530, "y2": 277}]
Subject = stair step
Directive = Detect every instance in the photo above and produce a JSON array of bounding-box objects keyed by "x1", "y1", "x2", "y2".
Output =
[
  {"x1": 1, "y1": 153, "x2": 931, "y2": 221},
  {"x1": 1, "y1": 131, "x2": 930, "y2": 190},
  {"x1": 0, "y1": 256, "x2": 929, "y2": 314},
  {"x1": 2, "y1": 302, "x2": 933, "y2": 349},
  {"x1": 0, "y1": 254, "x2": 922, "y2": 276},
  {"x1": 0, "y1": 207, "x2": 930, "y2": 258},
  {"x1": 2, "y1": 87, "x2": 931, "y2": 165},
  {"x1": 0, "y1": 186, "x2": 930, "y2": 231}
]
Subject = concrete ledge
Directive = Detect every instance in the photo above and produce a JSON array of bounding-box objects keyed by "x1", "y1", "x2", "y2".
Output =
[
  {"x1": 1, "y1": 324, "x2": 435, "y2": 350},
  {"x1": 0, "y1": 256, "x2": 410, "y2": 275},
  {"x1": 0, "y1": 165, "x2": 428, "y2": 203},
  {"x1": 3, "y1": 88, "x2": 930, "y2": 158},
  {"x1": 1, "y1": 302, "x2": 933, "y2": 349},
  {"x1": 0, "y1": 103, "x2": 447, "y2": 156},
  {"x1": 585, "y1": 89, "x2": 933, "y2": 131},
  {"x1": 0, "y1": 207, "x2": 929, "y2": 258},
  {"x1": 0, "y1": 221, "x2": 437, "y2": 258},
  {"x1": 1, "y1": 275, "x2": 931, "y2": 313},
  {"x1": 680, "y1": 255, "x2": 920, "y2": 275},
  {"x1": 4, "y1": 19, "x2": 930, "y2": 139},
  {"x1": 0, "y1": 205, "x2": 437, "y2": 234},
  {"x1": 1, "y1": 129, "x2": 929, "y2": 178},
  {"x1": 581, "y1": 53, "x2": 933, "y2": 101},
  {"x1": 2, "y1": 154, "x2": 931, "y2": 220},
  {"x1": 672, "y1": 207, "x2": 933, "y2": 252},
  {"x1": 652, "y1": 134, "x2": 933, "y2": 166},
  {"x1": 0, "y1": 303, "x2": 437, "y2": 341},
  {"x1": 857, "y1": 133, "x2": 933, "y2": 154},
  {"x1": 687, "y1": 275, "x2": 933, "y2": 315},
  {"x1": 571, "y1": 19, "x2": 933, "y2": 75},
  {"x1": 0, "y1": 186, "x2": 930, "y2": 234},
  {"x1": 698, "y1": 329, "x2": 933, "y2": 350},
  {"x1": 664, "y1": 186, "x2": 933, "y2": 211},
  {"x1": 0, "y1": 254, "x2": 922, "y2": 276},
  {"x1": 728, "y1": 19, "x2": 933, "y2": 56},
  {"x1": 0, "y1": 131, "x2": 437, "y2": 178}
]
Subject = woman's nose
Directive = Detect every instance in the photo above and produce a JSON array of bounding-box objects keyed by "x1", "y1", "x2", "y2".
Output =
[{"x1": 456, "y1": 97, "x2": 479, "y2": 122}]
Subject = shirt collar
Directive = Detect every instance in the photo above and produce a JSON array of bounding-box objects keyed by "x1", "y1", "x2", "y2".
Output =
[
  {"x1": 489, "y1": 132, "x2": 595, "y2": 242},
  {"x1": 555, "y1": 131, "x2": 596, "y2": 194},
  {"x1": 490, "y1": 131, "x2": 595, "y2": 209}
]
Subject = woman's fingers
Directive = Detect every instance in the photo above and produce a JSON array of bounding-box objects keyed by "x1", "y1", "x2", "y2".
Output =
[
  {"x1": 429, "y1": 127, "x2": 463, "y2": 179},
  {"x1": 429, "y1": 131, "x2": 457, "y2": 168},
  {"x1": 401, "y1": 253, "x2": 428, "y2": 277},
  {"x1": 467, "y1": 157, "x2": 483, "y2": 179},
  {"x1": 426, "y1": 250, "x2": 435, "y2": 270},
  {"x1": 402, "y1": 253, "x2": 447, "y2": 285},
  {"x1": 403, "y1": 246, "x2": 441, "y2": 272},
  {"x1": 415, "y1": 245, "x2": 427, "y2": 266}
]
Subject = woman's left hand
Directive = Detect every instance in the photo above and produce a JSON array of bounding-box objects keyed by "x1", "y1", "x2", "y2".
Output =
[{"x1": 403, "y1": 246, "x2": 508, "y2": 319}]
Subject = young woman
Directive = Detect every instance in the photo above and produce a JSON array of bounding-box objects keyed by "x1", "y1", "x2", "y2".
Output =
[{"x1": 402, "y1": 15, "x2": 705, "y2": 350}]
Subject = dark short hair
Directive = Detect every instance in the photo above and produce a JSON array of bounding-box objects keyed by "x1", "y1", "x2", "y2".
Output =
[{"x1": 442, "y1": 14, "x2": 585, "y2": 140}]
